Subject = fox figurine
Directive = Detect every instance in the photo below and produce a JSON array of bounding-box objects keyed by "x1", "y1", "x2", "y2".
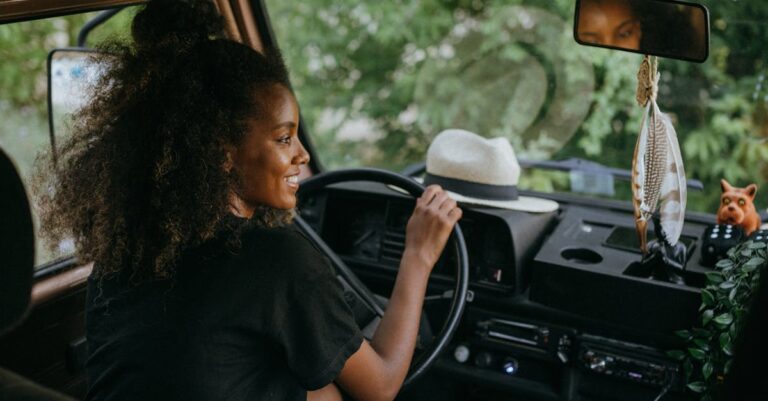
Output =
[{"x1": 716, "y1": 179, "x2": 761, "y2": 236}]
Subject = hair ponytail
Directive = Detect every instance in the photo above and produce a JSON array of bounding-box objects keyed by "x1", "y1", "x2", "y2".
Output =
[{"x1": 131, "y1": 0, "x2": 224, "y2": 55}]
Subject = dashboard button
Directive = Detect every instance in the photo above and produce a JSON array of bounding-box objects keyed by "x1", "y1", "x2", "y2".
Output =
[
  {"x1": 502, "y1": 358, "x2": 519, "y2": 375},
  {"x1": 453, "y1": 344, "x2": 470, "y2": 363}
]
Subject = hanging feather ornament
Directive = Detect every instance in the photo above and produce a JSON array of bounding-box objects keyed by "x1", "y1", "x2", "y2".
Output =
[{"x1": 631, "y1": 56, "x2": 687, "y2": 254}]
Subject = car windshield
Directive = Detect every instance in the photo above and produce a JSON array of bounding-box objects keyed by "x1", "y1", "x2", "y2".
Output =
[{"x1": 265, "y1": 0, "x2": 768, "y2": 214}]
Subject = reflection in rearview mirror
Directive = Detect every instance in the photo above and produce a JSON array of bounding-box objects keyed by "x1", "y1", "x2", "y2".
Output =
[{"x1": 574, "y1": 0, "x2": 709, "y2": 63}]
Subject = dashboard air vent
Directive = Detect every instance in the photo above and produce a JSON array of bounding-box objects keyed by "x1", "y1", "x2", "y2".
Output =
[{"x1": 380, "y1": 228, "x2": 405, "y2": 263}]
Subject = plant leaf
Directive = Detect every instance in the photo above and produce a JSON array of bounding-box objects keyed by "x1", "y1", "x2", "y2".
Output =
[
  {"x1": 702, "y1": 309, "x2": 714, "y2": 326},
  {"x1": 743, "y1": 257, "x2": 765, "y2": 272},
  {"x1": 719, "y1": 280, "x2": 736, "y2": 290},
  {"x1": 716, "y1": 258, "x2": 734, "y2": 268},
  {"x1": 729, "y1": 286, "x2": 738, "y2": 301},
  {"x1": 675, "y1": 329, "x2": 692, "y2": 340},
  {"x1": 687, "y1": 381, "x2": 706, "y2": 393},
  {"x1": 693, "y1": 338, "x2": 710, "y2": 350},
  {"x1": 714, "y1": 313, "x2": 733, "y2": 327},
  {"x1": 723, "y1": 342, "x2": 734, "y2": 356},
  {"x1": 702, "y1": 289, "x2": 715, "y2": 306},
  {"x1": 720, "y1": 332, "x2": 731, "y2": 350},
  {"x1": 689, "y1": 347, "x2": 706, "y2": 360},
  {"x1": 743, "y1": 264, "x2": 758, "y2": 273},
  {"x1": 706, "y1": 271, "x2": 724, "y2": 284},
  {"x1": 703, "y1": 361, "x2": 714, "y2": 379},
  {"x1": 683, "y1": 358, "x2": 693, "y2": 379},
  {"x1": 747, "y1": 242, "x2": 766, "y2": 250}
]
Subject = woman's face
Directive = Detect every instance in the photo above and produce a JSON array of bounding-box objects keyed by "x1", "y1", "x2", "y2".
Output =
[
  {"x1": 228, "y1": 84, "x2": 309, "y2": 214},
  {"x1": 578, "y1": 0, "x2": 641, "y2": 50}
]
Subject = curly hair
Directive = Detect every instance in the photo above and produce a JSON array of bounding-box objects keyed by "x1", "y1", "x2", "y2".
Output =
[{"x1": 35, "y1": 0, "x2": 294, "y2": 281}]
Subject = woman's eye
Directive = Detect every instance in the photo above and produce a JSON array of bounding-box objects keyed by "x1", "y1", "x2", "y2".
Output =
[
  {"x1": 617, "y1": 28, "x2": 633, "y2": 39},
  {"x1": 278, "y1": 136, "x2": 291, "y2": 144}
]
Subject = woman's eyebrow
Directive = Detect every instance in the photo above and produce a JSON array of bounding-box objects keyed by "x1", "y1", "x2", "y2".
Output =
[
  {"x1": 272, "y1": 121, "x2": 297, "y2": 130},
  {"x1": 615, "y1": 19, "x2": 640, "y2": 31}
]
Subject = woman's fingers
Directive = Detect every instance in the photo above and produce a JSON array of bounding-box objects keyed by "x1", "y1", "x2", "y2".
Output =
[
  {"x1": 419, "y1": 185, "x2": 461, "y2": 220},
  {"x1": 448, "y1": 206, "x2": 463, "y2": 221},
  {"x1": 404, "y1": 185, "x2": 464, "y2": 270},
  {"x1": 438, "y1": 196, "x2": 457, "y2": 212},
  {"x1": 429, "y1": 191, "x2": 450, "y2": 209},
  {"x1": 418, "y1": 185, "x2": 441, "y2": 206}
]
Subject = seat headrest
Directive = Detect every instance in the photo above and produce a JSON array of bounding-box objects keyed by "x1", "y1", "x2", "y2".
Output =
[{"x1": 0, "y1": 148, "x2": 34, "y2": 334}]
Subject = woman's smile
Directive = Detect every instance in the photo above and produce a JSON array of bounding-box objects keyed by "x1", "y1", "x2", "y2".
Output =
[{"x1": 285, "y1": 173, "x2": 300, "y2": 189}]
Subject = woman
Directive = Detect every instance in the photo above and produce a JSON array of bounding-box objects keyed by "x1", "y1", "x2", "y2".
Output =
[{"x1": 35, "y1": 1, "x2": 461, "y2": 400}]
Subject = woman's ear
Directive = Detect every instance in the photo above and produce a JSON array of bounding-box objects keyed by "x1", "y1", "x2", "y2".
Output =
[{"x1": 222, "y1": 144, "x2": 235, "y2": 173}]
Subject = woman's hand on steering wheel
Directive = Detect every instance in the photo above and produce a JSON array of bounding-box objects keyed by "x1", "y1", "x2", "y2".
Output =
[
  {"x1": 295, "y1": 167, "x2": 470, "y2": 397},
  {"x1": 404, "y1": 185, "x2": 463, "y2": 272}
]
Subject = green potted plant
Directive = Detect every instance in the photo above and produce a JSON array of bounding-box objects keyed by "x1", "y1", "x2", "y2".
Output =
[{"x1": 669, "y1": 241, "x2": 767, "y2": 401}]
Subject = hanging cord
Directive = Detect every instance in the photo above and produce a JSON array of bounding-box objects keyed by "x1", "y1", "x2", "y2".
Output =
[
  {"x1": 651, "y1": 368, "x2": 674, "y2": 401},
  {"x1": 636, "y1": 55, "x2": 659, "y2": 107}
]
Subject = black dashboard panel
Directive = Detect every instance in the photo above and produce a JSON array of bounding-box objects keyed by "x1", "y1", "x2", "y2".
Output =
[
  {"x1": 530, "y1": 205, "x2": 707, "y2": 334},
  {"x1": 301, "y1": 181, "x2": 558, "y2": 294},
  {"x1": 299, "y1": 181, "x2": 713, "y2": 401}
]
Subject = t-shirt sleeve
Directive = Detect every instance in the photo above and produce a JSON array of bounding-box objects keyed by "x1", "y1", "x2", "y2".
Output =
[{"x1": 269, "y1": 229, "x2": 364, "y2": 390}]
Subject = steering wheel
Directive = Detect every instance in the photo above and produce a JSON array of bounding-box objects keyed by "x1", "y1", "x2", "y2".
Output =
[{"x1": 295, "y1": 167, "x2": 469, "y2": 389}]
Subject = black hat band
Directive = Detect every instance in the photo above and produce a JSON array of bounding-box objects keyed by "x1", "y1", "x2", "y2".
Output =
[{"x1": 423, "y1": 173, "x2": 519, "y2": 201}]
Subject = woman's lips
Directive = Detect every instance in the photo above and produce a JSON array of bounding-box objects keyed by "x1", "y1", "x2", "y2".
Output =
[{"x1": 285, "y1": 174, "x2": 299, "y2": 189}]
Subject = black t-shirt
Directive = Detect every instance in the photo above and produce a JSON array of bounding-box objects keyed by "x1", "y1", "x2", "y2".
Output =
[{"x1": 85, "y1": 222, "x2": 364, "y2": 401}]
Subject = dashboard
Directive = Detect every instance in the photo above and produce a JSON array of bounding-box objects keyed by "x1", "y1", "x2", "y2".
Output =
[{"x1": 299, "y1": 181, "x2": 714, "y2": 401}]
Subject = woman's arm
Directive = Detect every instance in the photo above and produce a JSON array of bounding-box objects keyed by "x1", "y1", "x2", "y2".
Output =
[{"x1": 332, "y1": 185, "x2": 462, "y2": 401}]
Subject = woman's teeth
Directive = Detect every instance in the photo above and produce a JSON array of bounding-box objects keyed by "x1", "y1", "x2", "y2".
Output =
[{"x1": 285, "y1": 175, "x2": 298, "y2": 184}]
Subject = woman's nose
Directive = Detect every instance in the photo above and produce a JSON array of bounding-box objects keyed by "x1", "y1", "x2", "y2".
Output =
[{"x1": 294, "y1": 138, "x2": 310, "y2": 165}]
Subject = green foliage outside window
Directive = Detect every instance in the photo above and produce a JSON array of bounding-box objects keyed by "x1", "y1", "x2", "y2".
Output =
[
  {"x1": 0, "y1": 0, "x2": 767, "y2": 218},
  {"x1": 266, "y1": 0, "x2": 768, "y2": 213}
]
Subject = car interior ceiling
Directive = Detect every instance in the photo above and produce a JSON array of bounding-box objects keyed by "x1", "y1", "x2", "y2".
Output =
[{"x1": 1, "y1": 1, "x2": 768, "y2": 401}]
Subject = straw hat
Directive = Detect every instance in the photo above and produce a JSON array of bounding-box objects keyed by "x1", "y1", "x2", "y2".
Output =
[{"x1": 421, "y1": 129, "x2": 558, "y2": 213}]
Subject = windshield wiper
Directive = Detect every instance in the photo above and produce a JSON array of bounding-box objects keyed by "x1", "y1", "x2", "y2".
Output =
[{"x1": 402, "y1": 157, "x2": 704, "y2": 191}]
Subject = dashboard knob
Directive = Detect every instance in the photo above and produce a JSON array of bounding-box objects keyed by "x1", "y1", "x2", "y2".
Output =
[
  {"x1": 589, "y1": 356, "x2": 607, "y2": 372},
  {"x1": 453, "y1": 344, "x2": 470, "y2": 363},
  {"x1": 502, "y1": 358, "x2": 519, "y2": 375},
  {"x1": 474, "y1": 351, "x2": 494, "y2": 368}
]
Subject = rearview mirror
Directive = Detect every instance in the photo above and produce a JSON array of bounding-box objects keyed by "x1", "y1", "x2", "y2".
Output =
[{"x1": 574, "y1": 0, "x2": 709, "y2": 63}]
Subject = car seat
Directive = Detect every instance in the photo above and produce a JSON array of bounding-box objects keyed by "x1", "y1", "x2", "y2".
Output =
[{"x1": 0, "y1": 148, "x2": 75, "y2": 401}]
